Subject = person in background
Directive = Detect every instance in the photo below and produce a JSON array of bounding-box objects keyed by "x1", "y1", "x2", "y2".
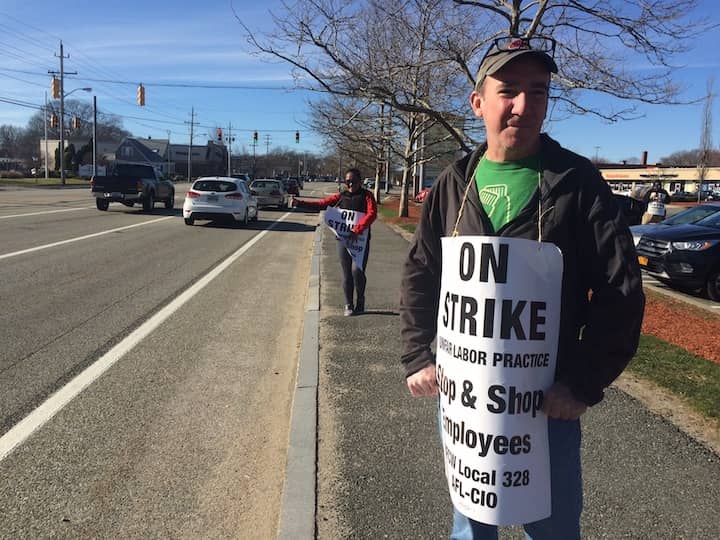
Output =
[
  {"x1": 399, "y1": 34, "x2": 645, "y2": 539},
  {"x1": 642, "y1": 181, "x2": 672, "y2": 224},
  {"x1": 293, "y1": 168, "x2": 377, "y2": 316}
]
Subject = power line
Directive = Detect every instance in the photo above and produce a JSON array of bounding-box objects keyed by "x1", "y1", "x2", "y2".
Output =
[
  {"x1": 0, "y1": 67, "x2": 298, "y2": 90},
  {"x1": 0, "y1": 96, "x2": 43, "y2": 111}
]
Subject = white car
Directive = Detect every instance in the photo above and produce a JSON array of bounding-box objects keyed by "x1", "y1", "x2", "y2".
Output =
[{"x1": 183, "y1": 176, "x2": 258, "y2": 226}]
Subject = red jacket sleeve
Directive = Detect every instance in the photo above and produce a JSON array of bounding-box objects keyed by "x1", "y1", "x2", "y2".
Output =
[
  {"x1": 296, "y1": 192, "x2": 341, "y2": 210},
  {"x1": 353, "y1": 190, "x2": 377, "y2": 234}
]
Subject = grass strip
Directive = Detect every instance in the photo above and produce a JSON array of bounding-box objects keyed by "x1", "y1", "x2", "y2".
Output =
[
  {"x1": 0, "y1": 177, "x2": 89, "y2": 186},
  {"x1": 377, "y1": 206, "x2": 396, "y2": 219},
  {"x1": 629, "y1": 334, "x2": 720, "y2": 419}
]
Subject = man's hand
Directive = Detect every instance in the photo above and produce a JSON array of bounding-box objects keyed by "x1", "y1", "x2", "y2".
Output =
[
  {"x1": 406, "y1": 365, "x2": 438, "y2": 398},
  {"x1": 541, "y1": 382, "x2": 587, "y2": 420}
]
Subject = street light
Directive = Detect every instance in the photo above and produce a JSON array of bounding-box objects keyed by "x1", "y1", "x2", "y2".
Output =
[{"x1": 59, "y1": 86, "x2": 92, "y2": 185}]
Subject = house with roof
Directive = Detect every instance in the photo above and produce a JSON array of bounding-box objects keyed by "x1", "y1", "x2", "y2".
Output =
[
  {"x1": 39, "y1": 138, "x2": 118, "y2": 172},
  {"x1": 117, "y1": 137, "x2": 227, "y2": 178}
]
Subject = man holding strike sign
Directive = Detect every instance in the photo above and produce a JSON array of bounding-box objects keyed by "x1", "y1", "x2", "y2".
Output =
[{"x1": 400, "y1": 34, "x2": 644, "y2": 539}]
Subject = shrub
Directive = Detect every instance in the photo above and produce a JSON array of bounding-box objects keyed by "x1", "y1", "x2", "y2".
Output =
[{"x1": 0, "y1": 170, "x2": 24, "y2": 179}]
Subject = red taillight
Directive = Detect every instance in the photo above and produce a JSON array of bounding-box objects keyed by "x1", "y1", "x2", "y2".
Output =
[
  {"x1": 270, "y1": 190, "x2": 281, "y2": 196},
  {"x1": 186, "y1": 190, "x2": 200, "y2": 198},
  {"x1": 225, "y1": 192, "x2": 243, "y2": 200}
]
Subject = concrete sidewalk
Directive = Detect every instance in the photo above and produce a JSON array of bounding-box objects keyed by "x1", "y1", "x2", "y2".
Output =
[{"x1": 286, "y1": 213, "x2": 720, "y2": 539}]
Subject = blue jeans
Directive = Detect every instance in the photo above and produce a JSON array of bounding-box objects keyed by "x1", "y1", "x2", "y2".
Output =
[
  {"x1": 336, "y1": 237, "x2": 370, "y2": 306},
  {"x1": 449, "y1": 418, "x2": 583, "y2": 540}
]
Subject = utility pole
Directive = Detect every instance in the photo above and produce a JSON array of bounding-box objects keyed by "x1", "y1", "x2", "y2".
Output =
[
  {"x1": 226, "y1": 122, "x2": 234, "y2": 176},
  {"x1": 43, "y1": 92, "x2": 49, "y2": 180},
  {"x1": 166, "y1": 130, "x2": 172, "y2": 178},
  {"x1": 252, "y1": 135, "x2": 257, "y2": 179},
  {"x1": 92, "y1": 95, "x2": 97, "y2": 176},
  {"x1": 185, "y1": 107, "x2": 197, "y2": 181},
  {"x1": 49, "y1": 41, "x2": 77, "y2": 185},
  {"x1": 264, "y1": 134, "x2": 271, "y2": 177}
]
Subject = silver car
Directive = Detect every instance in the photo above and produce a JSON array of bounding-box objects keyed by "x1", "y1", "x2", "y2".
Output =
[
  {"x1": 250, "y1": 179, "x2": 288, "y2": 208},
  {"x1": 182, "y1": 176, "x2": 258, "y2": 226}
]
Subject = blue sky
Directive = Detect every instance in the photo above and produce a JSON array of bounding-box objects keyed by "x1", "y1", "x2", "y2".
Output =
[{"x1": 1, "y1": 0, "x2": 719, "y2": 163}]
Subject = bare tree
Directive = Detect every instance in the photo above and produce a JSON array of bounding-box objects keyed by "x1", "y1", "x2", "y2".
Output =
[
  {"x1": 0, "y1": 125, "x2": 23, "y2": 159},
  {"x1": 235, "y1": 0, "x2": 477, "y2": 216},
  {"x1": 453, "y1": 0, "x2": 713, "y2": 122},
  {"x1": 697, "y1": 76, "x2": 715, "y2": 199},
  {"x1": 308, "y1": 97, "x2": 384, "y2": 174},
  {"x1": 237, "y1": 0, "x2": 713, "y2": 214}
]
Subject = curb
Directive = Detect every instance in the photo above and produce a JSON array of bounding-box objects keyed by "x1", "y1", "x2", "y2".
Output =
[{"x1": 277, "y1": 223, "x2": 322, "y2": 539}]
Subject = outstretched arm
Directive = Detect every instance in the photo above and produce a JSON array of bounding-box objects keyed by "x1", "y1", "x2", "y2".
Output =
[{"x1": 293, "y1": 192, "x2": 341, "y2": 209}]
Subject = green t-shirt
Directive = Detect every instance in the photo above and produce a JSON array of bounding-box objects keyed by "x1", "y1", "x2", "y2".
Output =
[{"x1": 474, "y1": 155, "x2": 541, "y2": 231}]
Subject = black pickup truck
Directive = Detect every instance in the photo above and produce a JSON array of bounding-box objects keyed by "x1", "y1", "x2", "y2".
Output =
[{"x1": 90, "y1": 163, "x2": 175, "y2": 212}]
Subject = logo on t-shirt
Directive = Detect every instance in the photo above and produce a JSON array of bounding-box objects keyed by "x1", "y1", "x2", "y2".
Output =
[{"x1": 479, "y1": 185, "x2": 511, "y2": 224}]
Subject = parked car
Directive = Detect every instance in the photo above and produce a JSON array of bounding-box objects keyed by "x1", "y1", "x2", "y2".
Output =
[
  {"x1": 91, "y1": 162, "x2": 174, "y2": 212},
  {"x1": 635, "y1": 211, "x2": 720, "y2": 300},
  {"x1": 630, "y1": 202, "x2": 720, "y2": 246},
  {"x1": 671, "y1": 191, "x2": 699, "y2": 202},
  {"x1": 249, "y1": 179, "x2": 288, "y2": 208},
  {"x1": 415, "y1": 187, "x2": 431, "y2": 203},
  {"x1": 182, "y1": 176, "x2": 258, "y2": 226}
]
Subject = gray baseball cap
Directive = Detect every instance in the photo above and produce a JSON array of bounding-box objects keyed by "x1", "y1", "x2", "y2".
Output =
[{"x1": 475, "y1": 48, "x2": 558, "y2": 89}]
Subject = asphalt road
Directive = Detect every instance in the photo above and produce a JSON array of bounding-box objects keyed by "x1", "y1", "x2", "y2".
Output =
[{"x1": 0, "y1": 184, "x2": 317, "y2": 538}]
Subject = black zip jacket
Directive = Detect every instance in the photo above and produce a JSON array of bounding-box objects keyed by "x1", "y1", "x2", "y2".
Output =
[{"x1": 399, "y1": 134, "x2": 645, "y2": 406}]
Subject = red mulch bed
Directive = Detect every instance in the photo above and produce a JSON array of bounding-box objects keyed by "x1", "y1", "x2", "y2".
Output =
[
  {"x1": 642, "y1": 292, "x2": 720, "y2": 365},
  {"x1": 378, "y1": 197, "x2": 720, "y2": 365},
  {"x1": 380, "y1": 196, "x2": 422, "y2": 226}
]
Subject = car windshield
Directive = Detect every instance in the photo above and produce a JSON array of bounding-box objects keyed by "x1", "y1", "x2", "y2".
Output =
[
  {"x1": 693, "y1": 211, "x2": 720, "y2": 230},
  {"x1": 193, "y1": 180, "x2": 236, "y2": 192},
  {"x1": 663, "y1": 206, "x2": 720, "y2": 225}
]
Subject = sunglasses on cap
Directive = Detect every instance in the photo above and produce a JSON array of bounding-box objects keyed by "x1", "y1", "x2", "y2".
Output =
[{"x1": 480, "y1": 35, "x2": 557, "y2": 63}]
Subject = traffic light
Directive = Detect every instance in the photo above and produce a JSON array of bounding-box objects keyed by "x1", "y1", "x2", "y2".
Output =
[
  {"x1": 137, "y1": 84, "x2": 145, "y2": 106},
  {"x1": 295, "y1": 131, "x2": 300, "y2": 144},
  {"x1": 217, "y1": 128, "x2": 223, "y2": 142},
  {"x1": 72, "y1": 116, "x2": 81, "y2": 129},
  {"x1": 50, "y1": 112, "x2": 57, "y2": 128},
  {"x1": 253, "y1": 131, "x2": 258, "y2": 143},
  {"x1": 51, "y1": 76, "x2": 60, "y2": 99}
]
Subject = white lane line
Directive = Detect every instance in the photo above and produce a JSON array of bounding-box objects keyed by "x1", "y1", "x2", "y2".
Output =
[
  {"x1": 0, "y1": 217, "x2": 173, "y2": 261},
  {"x1": 0, "y1": 213, "x2": 292, "y2": 462},
  {"x1": 0, "y1": 207, "x2": 93, "y2": 220}
]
